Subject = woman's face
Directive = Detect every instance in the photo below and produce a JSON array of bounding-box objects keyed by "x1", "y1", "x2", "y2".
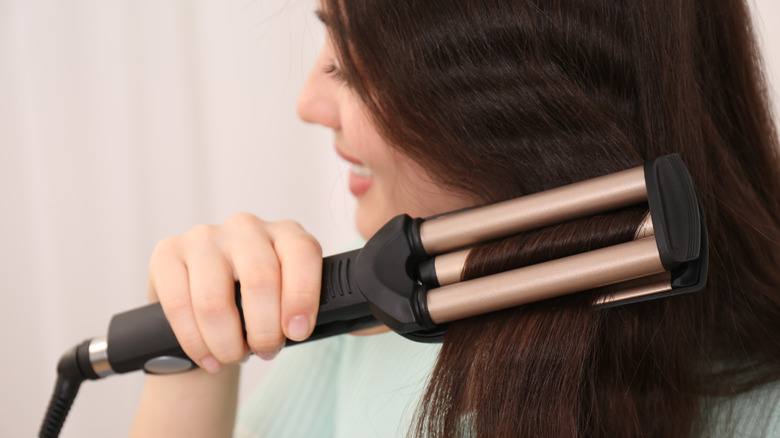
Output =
[{"x1": 297, "y1": 37, "x2": 470, "y2": 239}]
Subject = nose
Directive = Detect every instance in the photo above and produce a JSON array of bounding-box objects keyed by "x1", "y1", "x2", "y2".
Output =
[{"x1": 297, "y1": 49, "x2": 340, "y2": 129}]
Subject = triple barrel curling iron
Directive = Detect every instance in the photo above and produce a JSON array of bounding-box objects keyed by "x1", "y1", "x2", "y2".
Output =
[{"x1": 40, "y1": 154, "x2": 708, "y2": 437}]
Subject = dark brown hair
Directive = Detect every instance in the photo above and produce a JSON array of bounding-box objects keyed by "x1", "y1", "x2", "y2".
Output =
[{"x1": 323, "y1": 0, "x2": 780, "y2": 436}]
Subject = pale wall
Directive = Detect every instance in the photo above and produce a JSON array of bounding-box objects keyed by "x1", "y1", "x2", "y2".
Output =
[{"x1": 0, "y1": 1, "x2": 777, "y2": 437}]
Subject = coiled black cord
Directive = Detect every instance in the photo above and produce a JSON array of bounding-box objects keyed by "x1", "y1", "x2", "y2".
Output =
[{"x1": 40, "y1": 340, "x2": 95, "y2": 438}]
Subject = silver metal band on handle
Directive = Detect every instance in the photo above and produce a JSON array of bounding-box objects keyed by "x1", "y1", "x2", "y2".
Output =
[{"x1": 88, "y1": 337, "x2": 115, "y2": 378}]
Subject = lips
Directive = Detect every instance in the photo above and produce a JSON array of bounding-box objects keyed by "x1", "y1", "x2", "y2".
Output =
[
  {"x1": 337, "y1": 147, "x2": 374, "y2": 197},
  {"x1": 349, "y1": 163, "x2": 373, "y2": 197}
]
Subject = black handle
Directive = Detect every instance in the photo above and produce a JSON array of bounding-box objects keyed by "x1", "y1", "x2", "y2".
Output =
[
  {"x1": 288, "y1": 248, "x2": 380, "y2": 344},
  {"x1": 107, "y1": 302, "x2": 192, "y2": 374},
  {"x1": 105, "y1": 249, "x2": 377, "y2": 374},
  {"x1": 315, "y1": 248, "x2": 373, "y2": 324}
]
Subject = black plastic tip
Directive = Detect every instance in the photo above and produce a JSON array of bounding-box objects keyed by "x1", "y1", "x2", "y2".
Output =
[{"x1": 644, "y1": 154, "x2": 701, "y2": 269}]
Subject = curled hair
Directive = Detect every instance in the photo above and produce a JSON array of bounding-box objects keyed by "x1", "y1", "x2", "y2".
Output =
[{"x1": 323, "y1": 0, "x2": 780, "y2": 436}]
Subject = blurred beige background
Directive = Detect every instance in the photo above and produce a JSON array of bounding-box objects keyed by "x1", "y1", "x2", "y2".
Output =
[{"x1": 0, "y1": 1, "x2": 777, "y2": 436}]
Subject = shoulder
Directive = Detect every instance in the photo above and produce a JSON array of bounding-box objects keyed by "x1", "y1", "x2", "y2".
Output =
[
  {"x1": 333, "y1": 332, "x2": 441, "y2": 437},
  {"x1": 702, "y1": 379, "x2": 780, "y2": 437},
  {"x1": 236, "y1": 331, "x2": 441, "y2": 438},
  {"x1": 235, "y1": 335, "x2": 347, "y2": 437}
]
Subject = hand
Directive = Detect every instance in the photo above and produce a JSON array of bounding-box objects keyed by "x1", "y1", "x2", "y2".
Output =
[{"x1": 147, "y1": 213, "x2": 323, "y2": 373}]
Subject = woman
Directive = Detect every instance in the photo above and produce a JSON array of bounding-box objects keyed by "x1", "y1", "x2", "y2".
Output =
[{"x1": 132, "y1": 0, "x2": 780, "y2": 437}]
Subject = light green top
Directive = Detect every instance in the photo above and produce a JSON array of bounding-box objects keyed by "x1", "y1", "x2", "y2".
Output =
[
  {"x1": 235, "y1": 331, "x2": 441, "y2": 438},
  {"x1": 702, "y1": 378, "x2": 780, "y2": 437},
  {"x1": 235, "y1": 332, "x2": 780, "y2": 437}
]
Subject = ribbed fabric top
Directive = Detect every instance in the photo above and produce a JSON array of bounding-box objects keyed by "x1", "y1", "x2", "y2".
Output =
[
  {"x1": 235, "y1": 331, "x2": 441, "y2": 438},
  {"x1": 702, "y1": 378, "x2": 780, "y2": 437},
  {"x1": 235, "y1": 331, "x2": 780, "y2": 437}
]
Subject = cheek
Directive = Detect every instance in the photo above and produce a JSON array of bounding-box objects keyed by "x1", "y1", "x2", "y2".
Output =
[
  {"x1": 386, "y1": 160, "x2": 474, "y2": 218},
  {"x1": 343, "y1": 110, "x2": 388, "y2": 161},
  {"x1": 341, "y1": 99, "x2": 473, "y2": 234},
  {"x1": 353, "y1": 159, "x2": 473, "y2": 239}
]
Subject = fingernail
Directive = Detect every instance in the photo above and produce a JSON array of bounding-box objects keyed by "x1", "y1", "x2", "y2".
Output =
[
  {"x1": 200, "y1": 355, "x2": 221, "y2": 374},
  {"x1": 257, "y1": 350, "x2": 279, "y2": 361},
  {"x1": 288, "y1": 315, "x2": 309, "y2": 341}
]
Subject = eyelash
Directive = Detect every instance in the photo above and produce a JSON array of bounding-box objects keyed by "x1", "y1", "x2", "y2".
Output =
[{"x1": 324, "y1": 63, "x2": 348, "y2": 84}]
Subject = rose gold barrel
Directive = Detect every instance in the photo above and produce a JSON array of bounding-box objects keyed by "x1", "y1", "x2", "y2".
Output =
[
  {"x1": 419, "y1": 166, "x2": 647, "y2": 255},
  {"x1": 429, "y1": 213, "x2": 656, "y2": 287},
  {"x1": 433, "y1": 249, "x2": 470, "y2": 286},
  {"x1": 635, "y1": 213, "x2": 654, "y2": 239},
  {"x1": 426, "y1": 237, "x2": 664, "y2": 324},
  {"x1": 593, "y1": 271, "x2": 672, "y2": 306}
]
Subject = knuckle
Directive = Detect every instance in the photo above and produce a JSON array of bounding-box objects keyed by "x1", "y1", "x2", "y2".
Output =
[
  {"x1": 196, "y1": 292, "x2": 233, "y2": 321},
  {"x1": 273, "y1": 219, "x2": 305, "y2": 233},
  {"x1": 164, "y1": 293, "x2": 191, "y2": 318},
  {"x1": 178, "y1": 331, "x2": 205, "y2": 351},
  {"x1": 240, "y1": 265, "x2": 281, "y2": 293},
  {"x1": 151, "y1": 236, "x2": 178, "y2": 258},
  {"x1": 215, "y1": 343, "x2": 248, "y2": 364},
  {"x1": 185, "y1": 223, "x2": 216, "y2": 244},
  {"x1": 284, "y1": 289, "x2": 320, "y2": 311},
  {"x1": 225, "y1": 212, "x2": 263, "y2": 230},
  {"x1": 269, "y1": 219, "x2": 309, "y2": 239},
  {"x1": 176, "y1": 330, "x2": 208, "y2": 359},
  {"x1": 278, "y1": 238, "x2": 323, "y2": 268},
  {"x1": 248, "y1": 331, "x2": 285, "y2": 354},
  {"x1": 290, "y1": 235, "x2": 323, "y2": 257}
]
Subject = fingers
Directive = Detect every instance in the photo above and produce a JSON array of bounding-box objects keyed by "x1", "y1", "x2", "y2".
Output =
[
  {"x1": 268, "y1": 221, "x2": 323, "y2": 342},
  {"x1": 230, "y1": 219, "x2": 323, "y2": 358},
  {"x1": 187, "y1": 238, "x2": 247, "y2": 369},
  {"x1": 148, "y1": 214, "x2": 323, "y2": 373},
  {"x1": 227, "y1": 219, "x2": 285, "y2": 358},
  {"x1": 149, "y1": 237, "x2": 224, "y2": 373}
]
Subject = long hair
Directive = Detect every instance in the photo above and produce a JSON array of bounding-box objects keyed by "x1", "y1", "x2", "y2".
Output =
[{"x1": 324, "y1": 0, "x2": 780, "y2": 436}]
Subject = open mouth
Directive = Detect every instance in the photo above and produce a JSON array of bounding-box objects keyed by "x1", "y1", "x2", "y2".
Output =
[{"x1": 349, "y1": 163, "x2": 373, "y2": 197}]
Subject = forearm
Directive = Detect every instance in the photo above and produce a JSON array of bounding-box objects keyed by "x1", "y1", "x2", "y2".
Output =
[{"x1": 130, "y1": 364, "x2": 240, "y2": 438}]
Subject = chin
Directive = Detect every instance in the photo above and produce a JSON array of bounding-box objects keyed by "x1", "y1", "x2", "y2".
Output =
[
  {"x1": 354, "y1": 212, "x2": 376, "y2": 240},
  {"x1": 354, "y1": 206, "x2": 390, "y2": 240}
]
